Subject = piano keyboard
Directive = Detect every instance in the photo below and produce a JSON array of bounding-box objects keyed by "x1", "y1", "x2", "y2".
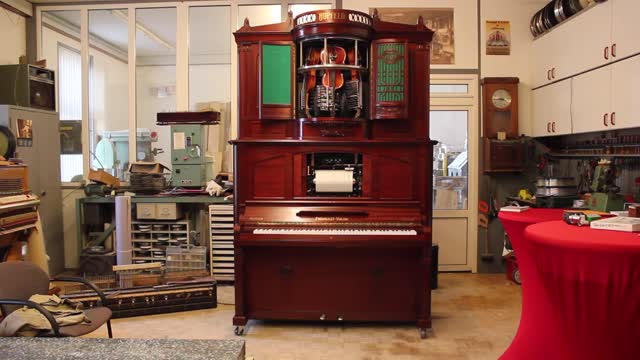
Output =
[{"x1": 253, "y1": 228, "x2": 417, "y2": 235}]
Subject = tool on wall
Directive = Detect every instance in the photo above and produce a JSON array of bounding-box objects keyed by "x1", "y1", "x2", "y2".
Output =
[{"x1": 479, "y1": 200, "x2": 493, "y2": 262}]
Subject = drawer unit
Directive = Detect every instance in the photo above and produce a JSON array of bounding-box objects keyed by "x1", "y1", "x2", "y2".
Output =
[
  {"x1": 209, "y1": 203, "x2": 235, "y2": 281},
  {"x1": 156, "y1": 203, "x2": 181, "y2": 220},
  {"x1": 136, "y1": 203, "x2": 157, "y2": 219},
  {"x1": 136, "y1": 203, "x2": 183, "y2": 220},
  {"x1": 131, "y1": 220, "x2": 190, "y2": 266}
]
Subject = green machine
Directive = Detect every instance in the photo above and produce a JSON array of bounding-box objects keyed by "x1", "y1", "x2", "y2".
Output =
[
  {"x1": 170, "y1": 125, "x2": 214, "y2": 187},
  {"x1": 587, "y1": 161, "x2": 625, "y2": 212}
]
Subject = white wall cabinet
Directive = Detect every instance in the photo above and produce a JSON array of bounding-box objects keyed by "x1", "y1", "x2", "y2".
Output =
[
  {"x1": 534, "y1": 54, "x2": 640, "y2": 137},
  {"x1": 532, "y1": 79, "x2": 572, "y2": 137},
  {"x1": 611, "y1": 0, "x2": 640, "y2": 60},
  {"x1": 611, "y1": 55, "x2": 640, "y2": 130},
  {"x1": 571, "y1": 66, "x2": 612, "y2": 134},
  {"x1": 531, "y1": 1, "x2": 616, "y2": 88}
]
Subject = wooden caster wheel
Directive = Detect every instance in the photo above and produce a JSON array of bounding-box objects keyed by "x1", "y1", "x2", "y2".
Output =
[{"x1": 234, "y1": 326, "x2": 245, "y2": 336}]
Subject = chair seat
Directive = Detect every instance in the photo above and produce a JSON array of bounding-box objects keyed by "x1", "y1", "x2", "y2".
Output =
[{"x1": 57, "y1": 307, "x2": 112, "y2": 337}]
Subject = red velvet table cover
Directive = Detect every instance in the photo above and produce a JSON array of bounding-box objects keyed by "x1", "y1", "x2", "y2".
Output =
[{"x1": 500, "y1": 220, "x2": 640, "y2": 360}]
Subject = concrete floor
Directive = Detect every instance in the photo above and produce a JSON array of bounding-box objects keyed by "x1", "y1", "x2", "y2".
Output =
[{"x1": 84, "y1": 273, "x2": 522, "y2": 360}]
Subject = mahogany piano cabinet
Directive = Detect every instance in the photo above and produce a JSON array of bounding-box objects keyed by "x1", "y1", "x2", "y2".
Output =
[{"x1": 232, "y1": 9, "x2": 435, "y2": 338}]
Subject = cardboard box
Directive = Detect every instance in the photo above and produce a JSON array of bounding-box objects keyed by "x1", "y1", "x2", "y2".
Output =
[
  {"x1": 88, "y1": 169, "x2": 121, "y2": 187},
  {"x1": 128, "y1": 162, "x2": 170, "y2": 174}
]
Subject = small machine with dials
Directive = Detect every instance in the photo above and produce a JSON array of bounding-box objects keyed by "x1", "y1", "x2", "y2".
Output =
[
  {"x1": 587, "y1": 160, "x2": 625, "y2": 212},
  {"x1": 170, "y1": 124, "x2": 215, "y2": 187}
]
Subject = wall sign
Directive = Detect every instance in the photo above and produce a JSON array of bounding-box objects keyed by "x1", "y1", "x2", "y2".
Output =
[{"x1": 486, "y1": 20, "x2": 511, "y2": 56}]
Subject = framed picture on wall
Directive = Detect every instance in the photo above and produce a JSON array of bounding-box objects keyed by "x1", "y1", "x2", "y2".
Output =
[{"x1": 372, "y1": 7, "x2": 455, "y2": 65}]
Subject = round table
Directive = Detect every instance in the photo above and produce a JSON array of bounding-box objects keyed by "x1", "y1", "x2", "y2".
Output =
[
  {"x1": 498, "y1": 208, "x2": 565, "y2": 248},
  {"x1": 500, "y1": 220, "x2": 640, "y2": 360}
]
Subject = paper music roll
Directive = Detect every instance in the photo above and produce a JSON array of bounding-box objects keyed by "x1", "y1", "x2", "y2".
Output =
[
  {"x1": 115, "y1": 195, "x2": 133, "y2": 265},
  {"x1": 314, "y1": 170, "x2": 354, "y2": 193}
]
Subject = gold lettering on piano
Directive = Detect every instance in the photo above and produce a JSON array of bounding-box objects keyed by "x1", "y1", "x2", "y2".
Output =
[
  {"x1": 248, "y1": 217, "x2": 264, "y2": 221},
  {"x1": 314, "y1": 216, "x2": 349, "y2": 221},
  {"x1": 318, "y1": 12, "x2": 346, "y2": 22}
]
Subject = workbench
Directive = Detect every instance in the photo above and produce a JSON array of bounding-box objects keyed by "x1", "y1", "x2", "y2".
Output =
[{"x1": 75, "y1": 195, "x2": 232, "y2": 274}]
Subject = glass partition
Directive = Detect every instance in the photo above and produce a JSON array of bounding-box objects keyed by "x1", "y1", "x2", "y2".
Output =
[
  {"x1": 135, "y1": 7, "x2": 177, "y2": 172},
  {"x1": 41, "y1": 10, "x2": 83, "y2": 182},
  {"x1": 189, "y1": 6, "x2": 231, "y2": 177},
  {"x1": 88, "y1": 9, "x2": 130, "y2": 180}
]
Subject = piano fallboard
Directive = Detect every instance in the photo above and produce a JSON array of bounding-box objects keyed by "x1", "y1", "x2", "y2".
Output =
[{"x1": 237, "y1": 203, "x2": 430, "y2": 247}]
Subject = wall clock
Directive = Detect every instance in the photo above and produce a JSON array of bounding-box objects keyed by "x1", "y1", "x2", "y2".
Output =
[{"x1": 481, "y1": 77, "x2": 519, "y2": 139}]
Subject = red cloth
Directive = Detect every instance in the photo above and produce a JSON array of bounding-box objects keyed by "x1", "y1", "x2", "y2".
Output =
[{"x1": 500, "y1": 220, "x2": 640, "y2": 360}]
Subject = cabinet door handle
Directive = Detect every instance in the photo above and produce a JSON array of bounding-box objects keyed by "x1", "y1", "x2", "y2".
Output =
[
  {"x1": 551, "y1": 68, "x2": 556, "y2": 79},
  {"x1": 603, "y1": 113, "x2": 609, "y2": 126},
  {"x1": 547, "y1": 70, "x2": 551, "y2": 80},
  {"x1": 611, "y1": 112, "x2": 616, "y2": 126},
  {"x1": 612, "y1": 43, "x2": 617, "y2": 57},
  {"x1": 547, "y1": 122, "x2": 551, "y2": 133},
  {"x1": 604, "y1": 46, "x2": 609, "y2": 60},
  {"x1": 552, "y1": 122, "x2": 556, "y2": 133}
]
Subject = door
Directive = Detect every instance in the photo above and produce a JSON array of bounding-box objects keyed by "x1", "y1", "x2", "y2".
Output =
[
  {"x1": 572, "y1": 66, "x2": 612, "y2": 134},
  {"x1": 611, "y1": 0, "x2": 640, "y2": 60},
  {"x1": 611, "y1": 54, "x2": 640, "y2": 130},
  {"x1": 532, "y1": 79, "x2": 572, "y2": 137},
  {"x1": 430, "y1": 75, "x2": 478, "y2": 272}
]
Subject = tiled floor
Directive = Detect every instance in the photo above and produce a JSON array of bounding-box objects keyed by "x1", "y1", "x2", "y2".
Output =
[{"x1": 84, "y1": 273, "x2": 522, "y2": 359}]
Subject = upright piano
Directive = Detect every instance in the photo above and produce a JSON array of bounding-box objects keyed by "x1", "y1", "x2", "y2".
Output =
[{"x1": 232, "y1": 9, "x2": 434, "y2": 338}]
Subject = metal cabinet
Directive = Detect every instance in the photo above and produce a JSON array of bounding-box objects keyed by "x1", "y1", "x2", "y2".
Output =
[{"x1": 0, "y1": 105, "x2": 63, "y2": 274}]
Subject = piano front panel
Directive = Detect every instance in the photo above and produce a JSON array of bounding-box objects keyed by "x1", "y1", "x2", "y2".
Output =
[
  {"x1": 243, "y1": 247, "x2": 422, "y2": 322},
  {"x1": 249, "y1": 152, "x2": 292, "y2": 199},
  {"x1": 236, "y1": 142, "x2": 428, "y2": 204}
]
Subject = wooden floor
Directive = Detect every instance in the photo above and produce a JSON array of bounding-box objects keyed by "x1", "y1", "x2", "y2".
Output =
[{"x1": 84, "y1": 273, "x2": 522, "y2": 359}]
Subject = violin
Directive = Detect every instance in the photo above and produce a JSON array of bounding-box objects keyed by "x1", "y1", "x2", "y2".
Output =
[
  {"x1": 304, "y1": 48, "x2": 321, "y2": 117},
  {"x1": 320, "y1": 46, "x2": 346, "y2": 89}
]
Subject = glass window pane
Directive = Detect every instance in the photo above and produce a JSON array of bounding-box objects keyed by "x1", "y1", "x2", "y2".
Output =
[
  {"x1": 431, "y1": 110, "x2": 468, "y2": 210},
  {"x1": 189, "y1": 6, "x2": 231, "y2": 176},
  {"x1": 42, "y1": 10, "x2": 83, "y2": 182},
  {"x1": 430, "y1": 84, "x2": 468, "y2": 94},
  {"x1": 89, "y1": 9, "x2": 129, "y2": 180},
  {"x1": 288, "y1": 4, "x2": 331, "y2": 18},
  {"x1": 136, "y1": 7, "x2": 176, "y2": 172},
  {"x1": 238, "y1": 5, "x2": 281, "y2": 29}
]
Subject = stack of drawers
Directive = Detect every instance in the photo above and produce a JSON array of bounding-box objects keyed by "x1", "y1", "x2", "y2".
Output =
[{"x1": 209, "y1": 204, "x2": 234, "y2": 281}]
